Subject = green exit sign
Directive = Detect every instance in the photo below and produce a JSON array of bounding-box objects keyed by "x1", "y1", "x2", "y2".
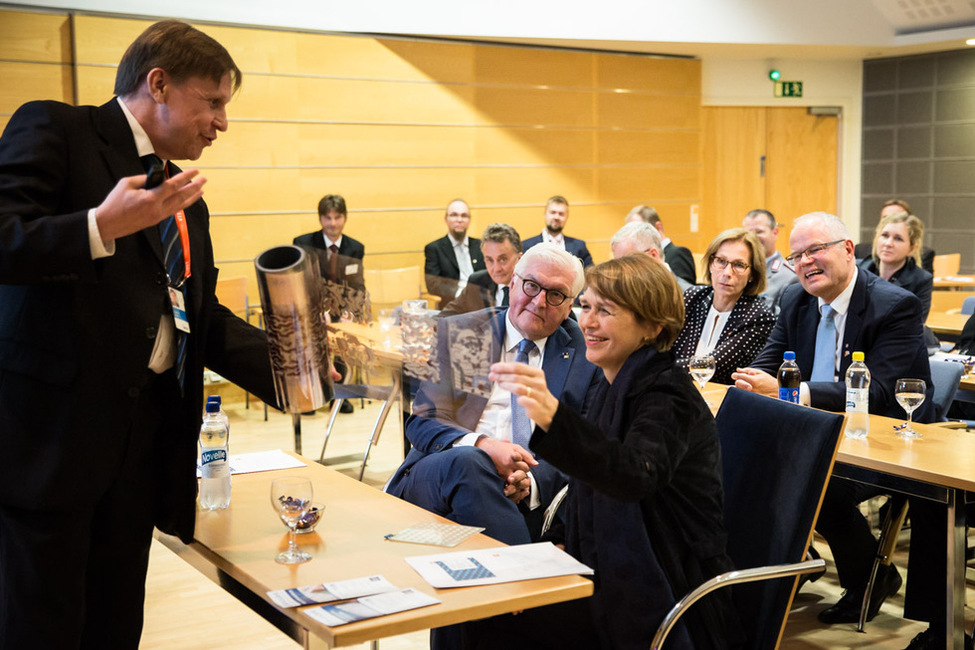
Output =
[{"x1": 774, "y1": 81, "x2": 803, "y2": 98}]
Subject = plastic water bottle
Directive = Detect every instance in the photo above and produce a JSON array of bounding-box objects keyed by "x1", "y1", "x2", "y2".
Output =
[
  {"x1": 207, "y1": 395, "x2": 230, "y2": 439},
  {"x1": 199, "y1": 399, "x2": 231, "y2": 510},
  {"x1": 845, "y1": 351, "x2": 870, "y2": 439},
  {"x1": 777, "y1": 351, "x2": 801, "y2": 403}
]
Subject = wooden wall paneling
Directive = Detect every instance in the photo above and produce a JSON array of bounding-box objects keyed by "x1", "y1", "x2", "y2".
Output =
[
  {"x1": 73, "y1": 66, "x2": 115, "y2": 107},
  {"x1": 474, "y1": 166, "x2": 597, "y2": 208},
  {"x1": 203, "y1": 168, "x2": 303, "y2": 214},
  {"x1": 702, "y1": 106, "x2": 767, "y2": 240},
  {"x1": 765, "y1": 108, "x2": 838, "y2": 226},
  {"x1": 297, "y1": 167, "x2": 475, "y2": 211},
  {"x1": 596, "y1": 130, "x2": 700, "y2": 166},
  {"x1": 597, "y1": 92, "x2": 700, "y2": 130},
  {"x1": 321, "y1": 37, "x2": 475, "y2": 83},
  {"x1": 297, "y1": 123, "x2": 476, "y2": 168},
  {"x1": 473, "y1": 86, "x2": 596, "y2": 127},
  {"x1": 0, "y1": 9, "x2": 71, "y2": 63},
  {"x1": 292, "y1": 77, "x2": 476, "y2": 124},
  {"x1": 597, "y1": 166, "x2": 700, "y2": 205},
  {"x1": 474, "y1": 46, "x2": 594, "y2": 88},
  {"x1": 72, "y1": 15, "x2": 148, "y2": 65},
  {"x1": 475, "y1": 127, "x2": 595, "y2": 166},
  {"x1": 595, "y1": 56, "x2": 701, "y2": 95},
  {"x1": 204, "y1": 122, "x2": 301, "y2": 168},
  {"x1": 0, "y1": 61, "x2": 73, "y2": 110}
]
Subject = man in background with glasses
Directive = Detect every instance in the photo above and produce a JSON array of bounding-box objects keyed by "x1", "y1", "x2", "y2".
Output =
[
  {"x1": 733, "y1": 213, "x2": 950, "y2": 649},
  {"x1": 388, "y1": 243, "x2": 598, "y2": 545}
]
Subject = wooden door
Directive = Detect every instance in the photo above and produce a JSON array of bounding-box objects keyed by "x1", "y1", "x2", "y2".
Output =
[{"x1": 702, "y1": 106, "x2": 838, "y2": 256}]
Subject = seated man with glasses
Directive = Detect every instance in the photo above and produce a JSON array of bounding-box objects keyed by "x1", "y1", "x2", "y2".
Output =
[
  {"x1": 732, "y1": 213, "x2": 949, "y2": 649},
  {"x1": 670, "y1": 228, "x2": 775, "y2": 384},
  {"x1": 387, "y1": 243, "x2": 599, "y2": 547}
]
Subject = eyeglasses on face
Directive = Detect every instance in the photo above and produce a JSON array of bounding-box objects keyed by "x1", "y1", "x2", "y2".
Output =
[
  {"x1": 785, "y1": 239, "x2": 845, "y2": 266},
  {"x1": 710, "y1": 255, "x2": 751, "y2": 275},
  {"x1": 515, "y1": 274, "x2": 569, "y2": 306}
]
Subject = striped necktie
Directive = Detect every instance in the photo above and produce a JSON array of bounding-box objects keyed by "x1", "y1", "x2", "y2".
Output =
[
  {"x1": 510, "y1": 339, "x2": 537, "y2": 451},
  {"x1": 143, "y1": 154, "x2": 188, "y2": 390}
]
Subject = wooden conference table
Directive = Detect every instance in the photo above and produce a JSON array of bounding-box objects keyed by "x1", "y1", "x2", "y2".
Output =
[
  {"x1": 934, "y1": 276, "x2": 975, "y2": 290},
  {"x1": 702, "y1": 385, "x2": 975, "y2": 650},
  {"x1": 926, "y1": 311, "x2": 971, "y2": 338},
  {"x1": 156, "y1": 454, "x2": 592, "y2": 649}
]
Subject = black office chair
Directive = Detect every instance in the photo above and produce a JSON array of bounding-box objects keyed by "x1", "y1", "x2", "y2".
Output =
[{"x1": 652, "y1": 388, "x2": 845, "y2": 649}]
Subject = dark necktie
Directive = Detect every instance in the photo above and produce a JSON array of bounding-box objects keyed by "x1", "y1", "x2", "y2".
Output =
[
  {"x1": 143, "y1": 154, "x2": 188, "y2": 390},
  {"x1": 501, "y1": 285, "x2": 510, "y2": 307},
  {"x1": 328, "y1": 243, "x2": 339, "y2": 280},
  {"x1": 511, "y1": 339, "x2": 537, "y2": 451}
]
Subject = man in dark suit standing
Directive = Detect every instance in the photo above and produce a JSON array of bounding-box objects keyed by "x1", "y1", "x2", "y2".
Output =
[
  {"x1": 733, "y1": 213, "x2": 951, "y2": 647},
  {"x1": 522, "y1": 195, "x2": 593, "y2": 268},
  {"x1": 439, "y1": 223, "x2": 522, "y2": 317},
  {"x1": 626, "y1": 204, "x2": 696, "y2": 285},
  {"x1": 0, "y1": 21, "x2": 276, "y2": 649},
  {"x1": 293, "y1": 194, "x2": 365, "y2": 298},
  {"x1": 387, "y1": 243, "x2": 598, "y2": 546},
  {"x1": 424, "y1": 198, "x2": 485, "y2": 307}
]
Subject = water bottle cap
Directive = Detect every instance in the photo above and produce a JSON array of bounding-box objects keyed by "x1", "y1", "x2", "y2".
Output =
[
  {"x1": 783, "y1": 351, "x2": 796, "y2": 361},
  {"x1": 207, "y1": 395, "x2": 221, "y2": 406},
  {"x1": 205, "y1": 401, "x2": 220, "y2": 413},
  {"x1": 852, "y1": 351, "x2": 865, "y2": 362}
]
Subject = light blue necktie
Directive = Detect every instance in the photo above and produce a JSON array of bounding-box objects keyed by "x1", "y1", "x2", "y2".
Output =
[
  {"x1": 810, "y1": 304, "x2": 836, "y2": 382},
  {"x1": 511, "y1": 339, "x2": 537, "y2": 451}
]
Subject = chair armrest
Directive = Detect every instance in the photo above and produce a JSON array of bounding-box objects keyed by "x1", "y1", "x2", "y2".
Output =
[{"x1": 650, "y1": 558, "x2": 826, "y2": 649}]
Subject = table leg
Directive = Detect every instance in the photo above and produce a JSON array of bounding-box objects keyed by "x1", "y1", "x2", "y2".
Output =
[
  {"x1": 947, "y1": 488, "x2": 966, "y2": 650},
  {"x1": 293, "y1": 412, "x2": 302, "y2": 456}
]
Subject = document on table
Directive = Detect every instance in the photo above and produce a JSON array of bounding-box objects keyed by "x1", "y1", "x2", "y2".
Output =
[
  {"x1": 196, "y1": 449, "x2": 305, "y2": 477},
  {"x1": 385, "y1": 522, "x2": 484, "y2": 547},
  {"x1": 406, "y1": 541, "x2": 594, "y2": 589},
  {"x1": 302, "y1": 588, "x2": 440, "y2": 627},
  {"x1": 267, "y1": 575, "x2": 397, "y2": 608}
]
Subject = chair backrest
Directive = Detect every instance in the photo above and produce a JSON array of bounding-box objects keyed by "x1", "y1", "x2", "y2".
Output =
[
  {"x1": 963, "y1": 296, "x2": 975, "y2": 316},
  {"x1": 215, "y1": 276, "x2": 248, "y2": 315},
  {"x1": 929, "y1": 359, "x2": 965, "y2": 421},
  {"x1": 933, "y1": 253, "x2": 961, "y2": 278},
  {"x1": 363, "y1": 266, "x2": 423, "y2": 318},
  {"x1": 716, "y1": 388, "x2": 844, "y2": 648}
]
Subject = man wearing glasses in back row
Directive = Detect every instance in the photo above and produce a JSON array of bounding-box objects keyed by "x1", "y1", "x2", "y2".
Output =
[{"x1": 733, "y1": 212, "x2": 957, "y2": 649}]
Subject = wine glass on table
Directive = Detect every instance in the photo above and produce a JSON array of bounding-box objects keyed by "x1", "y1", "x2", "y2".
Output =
[
  {"x1": 270, "y1": 477, "x2": 313, "y2": 564},
  {"x1": 378, "y1": 309, "x2": 395, "y2": 348},
  {"x1": 688, "y1": 354, "x2": 717, "y2": 406},
  {"x1": 894, "y1": 378, "x2": 926, "y2": 439}
]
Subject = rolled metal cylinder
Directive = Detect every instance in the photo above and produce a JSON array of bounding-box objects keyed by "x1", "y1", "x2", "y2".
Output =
[{"x1": 255, "y1": 245, "x2": 333, "y2": 413}]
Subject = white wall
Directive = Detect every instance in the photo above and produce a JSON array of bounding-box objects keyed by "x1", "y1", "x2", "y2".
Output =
[{"x1": 702, "y1": 58, "x2": 864, "y2": 231}]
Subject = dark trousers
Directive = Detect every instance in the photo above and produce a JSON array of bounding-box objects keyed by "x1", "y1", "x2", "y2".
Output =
[
  {"x1": 0, "y1": 373, "x2": 175, "y2": 650},
  {"x1": 815, "y1": 476, "x2": 886, "y2": 590}
]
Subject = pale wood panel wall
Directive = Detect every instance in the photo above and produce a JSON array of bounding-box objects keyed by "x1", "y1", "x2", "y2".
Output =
[
  {"x1": 0, "y1": 10, "x2": 74, "y2": 133},
  {"x1": 3, "y1": 10, "x2": 703, "y2": 299}
]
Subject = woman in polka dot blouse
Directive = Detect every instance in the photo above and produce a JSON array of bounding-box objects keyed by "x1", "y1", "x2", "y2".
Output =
[{"x1": 672, "y1": 228, "x2": 776, "y2": 384}]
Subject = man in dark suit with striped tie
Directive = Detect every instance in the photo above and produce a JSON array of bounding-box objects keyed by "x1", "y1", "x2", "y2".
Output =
[
  {"x1": 0, "y1": 21, "x2": 276, "y2": 649},
  {"x1": 439, "y1": 223, "x2": 522, "y2": 317}
]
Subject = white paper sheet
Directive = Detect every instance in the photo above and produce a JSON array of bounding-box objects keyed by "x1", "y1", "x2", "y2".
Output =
[
  {"x1": 302, "y1": 588, "x2": 440, "y2": 627},
  {"x1": 267, "y1": 575, "x2": 397, "y2": 608},
  {"x1": 196, "y1": 449, "x2": 306, "y2": 477},
  {"x1": 405, "y1": 541, "x2": 593, "y2": 589}
]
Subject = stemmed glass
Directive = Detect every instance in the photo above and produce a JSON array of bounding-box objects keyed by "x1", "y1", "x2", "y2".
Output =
[
  {"x1": 688, "y1": 354, "x2": 717, "y2": 406},
  {"x1": 894, "y1": 378, "x2": 926, "y2": 439},
  {"x1": 270, "y1": 477, "x2": 313, "y2": 564}
]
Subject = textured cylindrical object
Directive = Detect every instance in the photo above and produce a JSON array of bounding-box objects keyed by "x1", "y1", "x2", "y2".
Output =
[{"x1": 255, "y1": 245, "x2": 333, "y2": 413}]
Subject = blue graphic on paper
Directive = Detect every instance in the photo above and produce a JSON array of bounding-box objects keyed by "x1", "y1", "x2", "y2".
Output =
[{"x1": 435, "y1": 558, "x2": 495, "y2": 581}]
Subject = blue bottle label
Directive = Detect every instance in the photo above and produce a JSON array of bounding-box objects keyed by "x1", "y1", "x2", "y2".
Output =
[
  {"x1": 202, "y1": 449, "x2": 227, "y2": 465},
  {"x1": 778, "y1": 387, "x2": 799, "y2": 403}
]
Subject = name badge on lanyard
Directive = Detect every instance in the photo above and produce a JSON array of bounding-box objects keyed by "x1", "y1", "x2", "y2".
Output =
[{"x1": 166, "y1": 206, "x2": 192, "y2": 333}]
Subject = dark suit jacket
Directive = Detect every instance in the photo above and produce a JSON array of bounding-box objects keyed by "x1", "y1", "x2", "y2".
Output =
[
  {"x1": 423, "y1": 234, "x2": 485, "y2": 306},
  {"x1": 534, "y1": 347, "x2": 738, "y2": 649},
  {"x1": 292, "y1": 231, "x2": 366, "y2": 293},
  {"x1": 0, "y1": 99, "x2": 276, "y2": 542},
  {"x1": 857, "y1": 257, "x2": 933, "y2": 319},
  {"x1": 522, "y1": 233, "x2": 594, "y2": 268},
  {"x1": 664, "y1": 241, "x2": 697, "y2": 286},
  {"x1": 386, "y1": 308, "x2": 599, "y2": 511},
  {"x1": 749, "y1": 268, "x2": 936, "y2": 422},
  {"x1": 437, "y1": 269, "x2": 499, "y2": 318},
  {"x1": 671, "y1": 287, "x2": 776, "y2": 385},
  {"x1": 855, "y1": 241, "x2": 935, "y2": 275}
]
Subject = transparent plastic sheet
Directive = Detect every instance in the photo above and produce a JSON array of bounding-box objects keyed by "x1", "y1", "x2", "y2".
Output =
[{"x1": 255, "y1": 245, "x2": 334, "y2": 413}]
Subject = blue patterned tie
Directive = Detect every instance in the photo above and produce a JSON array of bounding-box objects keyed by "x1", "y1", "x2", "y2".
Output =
[
  {"x1": 145, "y1": 154, "x2": 188, "y2": 391},
  {"x1": 810, "y1": 304, "x2": 836, "y2": 382},
  {"x1": 511, "y1": 339, "x2": 537, "y2": 451}
]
